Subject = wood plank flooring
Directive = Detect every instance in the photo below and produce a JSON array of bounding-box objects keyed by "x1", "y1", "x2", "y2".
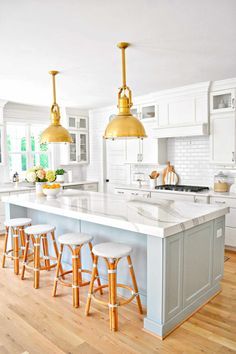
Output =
[{"x1": 0, "y1": 235, "x2": 235, "y2": 354}]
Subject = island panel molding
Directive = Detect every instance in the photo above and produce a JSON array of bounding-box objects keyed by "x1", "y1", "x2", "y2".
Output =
[{"x1": 2, "y1": 191, "x2": 228, "y2": 338}]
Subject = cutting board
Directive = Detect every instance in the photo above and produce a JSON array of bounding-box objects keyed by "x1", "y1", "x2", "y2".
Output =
[{"x1": 162, "y1": 162, "x2": 179, "y2": 185}]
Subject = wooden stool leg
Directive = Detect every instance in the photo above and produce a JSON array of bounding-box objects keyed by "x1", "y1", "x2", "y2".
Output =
[
  {"x1": 19, "y1": 226, "x2": 26, "y2": 257},
  {"x1": 85, "y1": 255, "x2": 98, "y2": 315},
  {"x1": 72, "y1": 247, "x2": 80, "y2": 308},
  {"x1": 77, "y1": 248, "x2": 83, "y2": 286},
  {"x1": 108, "y1": 260, "x2": 118, "y2": 331},
  {"x1": 21, "y1": 234, "x2": 30, "y2": 280},
  {"x1": 2, "y1": 226, "x2": 9, "y2": 268},
  {"x1": 88, "y1": 242, "x2": 103, "y2": 295},
  {"x1": 52, "y1": 244, "x2": 64, "y2": 297},
  {"x1": 51, "y1": 231, "x2": 63, "y2": 277},
  {"x1": 13, "y1": 227, "x2": 19, "y2": 275},
  {"x1": 34, "y1": 235, "x2": 41, "y2": 289},
  {"x1": 127, "y1": 255, "x2": 143, "y2": 314},
  {"x1": 42, "y1": 234, "x2": 50, "y2": 270}
]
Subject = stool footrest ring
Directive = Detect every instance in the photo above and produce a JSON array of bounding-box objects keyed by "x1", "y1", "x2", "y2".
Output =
[
  {"x1": 57, "y1": 269, "x2": 92, "y2": 288},
  {"x1": 90, "y1": 283, "x2": 136, "y2": 308}
]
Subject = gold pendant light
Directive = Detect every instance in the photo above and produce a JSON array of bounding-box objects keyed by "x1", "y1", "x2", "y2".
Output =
[
  {"x1": 104, "y1": 42, "x2": 147, "y2": 139},
  {"x1": 41, "y1": 70, "x2": 72, "y2": 144}
]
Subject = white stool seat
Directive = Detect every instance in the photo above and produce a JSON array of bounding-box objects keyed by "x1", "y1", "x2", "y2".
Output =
[
  {"x1": 93, "y1": 242, "x2": 132, "y2": 259},
  {"x1": 4, "y1": 218, "x2": 32, "y2": 228},
  {"x1": 58, "y1": 233, "x2": 93, "y2": 246},
  {"x1": 24, "y1": 224, "x2": 55, "y2": 235}
]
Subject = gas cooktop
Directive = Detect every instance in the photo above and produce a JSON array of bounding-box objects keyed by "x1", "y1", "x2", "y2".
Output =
[{"x1": 155, "y1": 185, "x2": 210, "y2": 193}]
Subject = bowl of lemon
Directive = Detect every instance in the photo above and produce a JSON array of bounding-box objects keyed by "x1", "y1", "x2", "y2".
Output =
[{"x1": 42, "y1": 183, "x2": 62, "y2": 199}]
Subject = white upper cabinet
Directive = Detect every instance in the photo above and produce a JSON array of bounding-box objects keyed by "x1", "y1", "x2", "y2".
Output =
[
  {"x1": 68, "y1": 116, "x2": 88, "y2": 130},
  {"x1": 125, "y1": 122, "x2": 167, "y2": 164},
  {"x1": 153, "y1": 82, "x2": 210, "y2": 138},
  {"x1": 140, "y1": 104, "x2": 157, "y2": 121},
  {"x1": 131, "y1": 104, "x2": 157, "y2": 122},
  {"x1": 210, "y1": 89, "x2": 235, "y2": 114},
  {"x1": 210, "y1": 78, "x2": 236, "y2": 165},
  {"x1": 210, "y1": 114, "x2": 236, "y2": 164},
  {"x1": 60, "y1": 113, "x2": 89, "y2": 165}
]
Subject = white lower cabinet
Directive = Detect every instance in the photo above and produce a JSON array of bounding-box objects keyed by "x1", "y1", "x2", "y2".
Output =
[
  {"x1": 114, "y1": 188, "x2": 151, "y2": 198},
  {"x1": 151, "y1": 191, "x2": 194, "y2": 203},
  {"x1": 225, "y1": 227, "x2": 236, "y2": 247},
  {"x1": 210, "y1": 196, "x2": 236, "y2": 248}
]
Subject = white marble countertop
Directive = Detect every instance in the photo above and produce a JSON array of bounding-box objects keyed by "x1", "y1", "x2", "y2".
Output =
[
  {"x1": 2, "y1": 190, "x2": 229, "y2": 237},
  {"x1": 115, "y1": 184, "x2": 236, "y2": 199},
  {"x1": 0, "y1": 181, "x2": 98, "y2": 194}
]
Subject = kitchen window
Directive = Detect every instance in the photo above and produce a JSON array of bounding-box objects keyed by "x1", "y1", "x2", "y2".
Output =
[{"x1": 7, "y1": 123, "x2": 51, "y2": 179}]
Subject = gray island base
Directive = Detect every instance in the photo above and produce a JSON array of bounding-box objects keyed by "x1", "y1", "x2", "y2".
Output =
[{"x1": 3, "y1": 190, "x2": 229, "y2": 339}]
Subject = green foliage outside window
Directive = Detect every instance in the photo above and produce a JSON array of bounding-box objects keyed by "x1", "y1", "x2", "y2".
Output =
[{"x1": 7, "y1": 126, "x2": 49, "y2": 173}]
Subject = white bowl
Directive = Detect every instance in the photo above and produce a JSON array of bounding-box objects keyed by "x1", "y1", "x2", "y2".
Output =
[{"x1": 42, "y1": 187, "x2": 61, "y2": 199}]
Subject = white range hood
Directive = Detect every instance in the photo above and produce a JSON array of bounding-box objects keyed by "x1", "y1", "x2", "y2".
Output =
[{"x1": 153, "y1": 122, "x2": 209, "y2": 138}]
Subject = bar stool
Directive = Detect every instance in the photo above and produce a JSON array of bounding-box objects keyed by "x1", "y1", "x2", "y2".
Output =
[
  {"x1": 52, "y1": 233, "x2": 102, "y2": 308},
  {"x1": 21, "y1": 224, "x2": 62, "y2": 289},
  {"x1": 85, "y1": 242, "x2": 143, "y2": 331},
  {"x1": 2, "y1": 218, "x2": 32, "y2": 275}
]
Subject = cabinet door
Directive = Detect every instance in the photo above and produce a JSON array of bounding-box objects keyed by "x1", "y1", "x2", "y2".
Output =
[
  {"x1": 78, "y1": 132, "x2": 88, "y2": 163},
  {"x1": 211, "y1": 114, "x2": 236, "y2": 164},
  {"x1": 225, "y1": 227, "x2": 236, "y2": 247},
  {"x1": 69, "y1": 132, "x2": 78, "y2": 163},
  {"x1": 140, "y1": 104, "x2": 156, "y2": 121},
  {"x1": 125, "y1": 139, "x2": 142, "y2": 163},
  {"x1": 77, "y1": 117, "x2": 88, "y2": 130},
  {"x1": 210, "y1": 89, "x2": 235, "y2": 113},
  {"x1": 183, "y1": 222, "x2": 213, "y2": 307},
  {"x1": 68, "y1": 116, "x2": 77, "y2": 129}
]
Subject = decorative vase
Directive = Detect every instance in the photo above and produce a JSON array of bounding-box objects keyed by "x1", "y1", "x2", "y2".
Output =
[
  {"x1": 35, "y1": 182, "x2": 45, "y2": 195},
  {"x1": 149, "y1": 178, "x2": 157, "y2": 189},
  {"x1": 56, "y1": 175, "x2": 65, "y2": 183}
]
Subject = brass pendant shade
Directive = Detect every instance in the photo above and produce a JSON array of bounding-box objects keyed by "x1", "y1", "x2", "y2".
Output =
[
  {"x1": 41, "y1": 71, "x2": 72, "y2": 144},
  {"x1": 104, "y1": 42, "x2": 147, "y2": 139}
]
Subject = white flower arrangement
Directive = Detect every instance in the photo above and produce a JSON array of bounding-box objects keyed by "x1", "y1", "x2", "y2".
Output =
[{"x1": 26, "y1": 166, "x2": 47, "y2": 183}]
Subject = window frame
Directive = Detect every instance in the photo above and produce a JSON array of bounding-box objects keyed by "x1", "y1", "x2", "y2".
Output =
[{"x1": 6, "y1": 122, "x2": 51, "y2": 178}]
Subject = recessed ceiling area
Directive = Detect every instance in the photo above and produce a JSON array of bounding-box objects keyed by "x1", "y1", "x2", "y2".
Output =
[{"x1": 0, "y1": 0, "x2": 236, "y2": 109}]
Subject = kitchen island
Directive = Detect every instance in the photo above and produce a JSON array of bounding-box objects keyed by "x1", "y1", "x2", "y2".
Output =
[{"x1": 2, "y1": 190, "x2": 229, "y2": 339}]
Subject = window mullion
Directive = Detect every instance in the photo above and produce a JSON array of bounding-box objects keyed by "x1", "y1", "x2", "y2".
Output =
[{"x1": 27, "y1": 124, "x2": 31, "y2": 168}]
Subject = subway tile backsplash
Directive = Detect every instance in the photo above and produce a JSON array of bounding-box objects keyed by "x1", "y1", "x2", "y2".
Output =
[{"x1": 131, "y1": 136, "x2": 236, "y2": 188}]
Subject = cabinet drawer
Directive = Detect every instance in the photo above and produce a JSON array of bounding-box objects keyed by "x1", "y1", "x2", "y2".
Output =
[
  {"x1": 83, "y1": 183, "x2": 98, "y2": 192},
  {"x1": 115, "y1": 189, "x2": 126, "y2": 196},
  {"x1": 225, "y1": 227, "x2": 236, "y2": 247},
  {"x1": 193, "y1": 195, "x2": 209, "y2": 204},
  {"x1": 210, "y1": 196, "x2": 236, "y2": 208},
  {"x1": 115, "y1": 189, "x2": 151, "y2": 198},
  {"x1": 151, "y1": 192, "x2": 193, "y2": 202}
]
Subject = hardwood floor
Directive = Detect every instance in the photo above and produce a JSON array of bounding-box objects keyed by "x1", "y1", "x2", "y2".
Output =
[{"x1": 0, "y1": 235, "x2": 235, "y2": 354}]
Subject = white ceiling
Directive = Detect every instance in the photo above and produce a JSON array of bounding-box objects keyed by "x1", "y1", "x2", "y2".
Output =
[{"x1": 0, "y1": 0, "x2": 236, "y2": 109}]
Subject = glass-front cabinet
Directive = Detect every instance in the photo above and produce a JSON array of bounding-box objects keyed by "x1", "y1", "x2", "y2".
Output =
[
  {"x1": 61, "y1": 114, "x2": 89, "y2": 165},
  {"x1": 210, "y1": 89, "x2": 235, "y2": 113},
  {"x1": 131, "y1": 104, "x2": 157, "y2": 121},
  {"x1": 140, "y1": 104, "x2": 157, "y2": 120},
  {"x1": 68, "y1": 116, "x2": 88, "y2": 130},
  {"x1": 68, "y1": 131, "x2": 88, "y2": 164}
]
